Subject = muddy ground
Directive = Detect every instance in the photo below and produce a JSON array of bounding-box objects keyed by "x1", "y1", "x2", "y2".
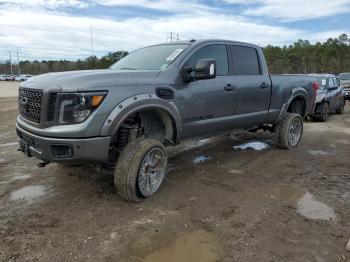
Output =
[{"x1": 0, "y1": 95, "x2": 349, "y2": 262}]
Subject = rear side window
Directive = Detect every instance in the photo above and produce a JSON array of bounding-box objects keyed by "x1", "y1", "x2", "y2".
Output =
[
  {"x1": 186, "y1": 45, "x2": 229, "y2": 76},
  {"x1": 231, "y1": 46, "x2": 260, "y2": 75}
]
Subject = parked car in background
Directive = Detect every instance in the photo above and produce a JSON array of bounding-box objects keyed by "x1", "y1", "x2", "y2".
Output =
[
  {"x1": 339, "y1": 72, "x2": 350, "y2": 100},
  {"x1": 5, "y1": 75, "x2": 16, "y2": 81},
  {"x1": 15, "y1": 75, "x2": 33, "y2": 81},
  {"x1": 0, "y1": 75, "x2": 10, "y2": 81},
  {"x1": 309, "y1": 74, "x2": 345, "y2": 121}
]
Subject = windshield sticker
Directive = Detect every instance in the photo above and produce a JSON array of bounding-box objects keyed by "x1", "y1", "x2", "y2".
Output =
[
  {"x1": 166, "y1": 49, "x2": 184, "y2": 61},
  {"x1": 321, "y1": 79, "x2": 327, "y2": 86}
]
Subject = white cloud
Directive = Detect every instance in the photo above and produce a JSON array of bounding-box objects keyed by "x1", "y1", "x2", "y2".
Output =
[
  {"x1": 0, "y1": 1, "x2": 348, "y2": 61},
  {"x1": 91, "y1": 0, "x2": 217, "y2": 13},
  {"x1": 223, "y1": 0, "x2": 350, "y2": 21}
]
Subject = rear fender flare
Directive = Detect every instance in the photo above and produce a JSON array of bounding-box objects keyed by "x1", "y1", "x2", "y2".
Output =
[
  {"x1": 100, "y1": 94, "x2": 182, "y2": 143},
  {"x1": 277, "y1": 87, "x2": 308, "y2": 122}
]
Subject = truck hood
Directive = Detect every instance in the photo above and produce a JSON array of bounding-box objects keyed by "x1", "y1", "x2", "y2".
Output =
[
  {"x1": 22, "y1": 69, "x2": 163, "y2": 91},
  {"x1": 340, "y1": 80, "x2": 350, "y2": 88}
]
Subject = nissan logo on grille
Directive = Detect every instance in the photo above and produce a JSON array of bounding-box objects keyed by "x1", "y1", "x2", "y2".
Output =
[{"x1": 19, "y1": 96, "x2": 28, "y2": 106}]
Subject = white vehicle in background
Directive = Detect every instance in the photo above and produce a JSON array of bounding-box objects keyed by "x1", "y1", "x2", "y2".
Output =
[
  {"x1": 0, "y1": 75, "x2": 10, "y2": 81},
  {"x1": 15, "y1": 75, "x2": 33, "y2": 81}
]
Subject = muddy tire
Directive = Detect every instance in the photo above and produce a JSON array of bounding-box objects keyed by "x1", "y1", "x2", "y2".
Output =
[
  {"x1": 114, "y1": 138, "x2": 167, "y2": 202},
  {"x1": 318, "y1": 102, "x2": 329, "y2": 122},
  {"x1": 335, "y1": 100, "x2": 345, "y2": 114},
  {"x1": 274, "y1": 113, "x2": 303, "y2": 149}
]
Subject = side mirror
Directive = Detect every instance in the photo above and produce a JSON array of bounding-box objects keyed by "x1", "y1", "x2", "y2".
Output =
[{"x1": 194, "y1": 59, "x2": 216, "y2": 80}]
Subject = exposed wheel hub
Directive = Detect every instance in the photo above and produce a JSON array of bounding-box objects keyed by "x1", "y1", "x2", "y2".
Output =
[{"x1": 138, "y1": 147, "x2": 166, "y2": 197}]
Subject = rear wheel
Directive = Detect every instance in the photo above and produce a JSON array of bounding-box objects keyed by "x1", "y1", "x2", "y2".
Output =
[
  {"x1": 114, "y1": 138, "x2": 167, "y2": 202},
  {"x1": 274, "y1": 113, "x2": 303, "y2": 149}
]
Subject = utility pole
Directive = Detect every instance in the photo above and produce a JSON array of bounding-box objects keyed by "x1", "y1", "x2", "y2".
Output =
[
  {"x1": 9, "y1": 51, "x2": 13, "y2": 75},
  {"x1": 167, "y1": 32, "x2": 180, "y2": 42},
  {"x1": 17, "y1": 50, "x2": 21, "y2": 75},
  {"x1": 90, "y1": 25, "x2": 94, "y2": 58}
]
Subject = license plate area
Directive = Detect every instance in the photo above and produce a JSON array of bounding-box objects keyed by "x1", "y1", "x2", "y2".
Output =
[{"x1": 19, "y1": 138, "x2": 32, "y2": 157}]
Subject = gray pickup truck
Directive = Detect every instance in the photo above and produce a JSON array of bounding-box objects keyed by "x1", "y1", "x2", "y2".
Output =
[{"x1": 16, "y1": 39, "x2": 317, "y2": 201}]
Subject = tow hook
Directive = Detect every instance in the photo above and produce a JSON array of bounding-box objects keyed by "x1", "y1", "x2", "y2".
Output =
[{"x1": 37, "y1": 161, "x2": 50, "y2": 168}]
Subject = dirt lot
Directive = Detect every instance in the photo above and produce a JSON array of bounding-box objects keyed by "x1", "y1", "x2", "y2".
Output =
[
  {"x1": 0, "y1": 81, "x2": 20, "y2": 97},
  {"x1": 0, "y1": 86, "x2": 349, "y2": 261}
]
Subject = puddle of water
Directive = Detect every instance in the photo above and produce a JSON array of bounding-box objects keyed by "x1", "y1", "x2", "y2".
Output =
[
  {"x1": 297, "y1": 192, "x2": 336, "y2": 221},
  {"x1": 141, "y1": 229, "x2": 220, "y2": 262},
  {"x1": 228, "y1": 168, "x2": 244, "y2": 175},
  {"x1": 10, "y1": 185, "x2": 47, "y2": 203},
  {"x1": 193, "y1": 155, "x2": 211, "y2": 165},
  {"x1": 268, "y1": 185, "x2": 304, "y2": 201},
  {"x1": 307, "y1": 150, "x2": 330, "y2": 156},
  {"x1": 10, "y1": 174, "x2": 31, "y2": 181},
  {"x1": 233, "y1": 141, "x2": 270, "y2": 151}
]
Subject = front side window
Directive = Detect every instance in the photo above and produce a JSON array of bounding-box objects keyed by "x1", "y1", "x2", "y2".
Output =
[
  {"x1": 231, "y1": 46, "x2": 260, "y2": 75},
  {"x1": 328, "y1": 78, "x2": 335, "y2": 88},
  {"x1": 111, "y1": 44, "x2": 189, "y2": 70},
  {"x1": 333, "y1": 77, "x2": 340, "y2": 87},
  {"x1": 185, "y1": 45, "x2": 229, "y2": 76}
]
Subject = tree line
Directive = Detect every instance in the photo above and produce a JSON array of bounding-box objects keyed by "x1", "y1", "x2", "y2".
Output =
[
  {"x1": 263, "y1": 34, "x2": 350, "y2": 74},
  {"x1": 1, "y1": 34, "x2": 349, "y2": 75},
  {"x1": 0, "y1": 51, "x2": 129, "y2": 75}
]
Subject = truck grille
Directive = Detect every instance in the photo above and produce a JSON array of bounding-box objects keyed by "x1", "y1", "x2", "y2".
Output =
[
  {"x1": 18, "y1": 87, "x2": 43, "y2": 123},
  {"x1": 47, "y1": 93, "x2": 57, "y2": 121}
]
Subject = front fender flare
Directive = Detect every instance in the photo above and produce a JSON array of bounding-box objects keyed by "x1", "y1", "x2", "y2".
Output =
[{"x1": 100, "y1": 94, "x2": 182, "y2": 142}]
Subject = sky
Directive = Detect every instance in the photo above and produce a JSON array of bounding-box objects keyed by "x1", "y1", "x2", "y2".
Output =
[{"x1": 0, "y1": 0, "x2": 349, "y2": 61}]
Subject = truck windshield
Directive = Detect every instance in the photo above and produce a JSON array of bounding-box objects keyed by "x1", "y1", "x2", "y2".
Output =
[
  {"x1": 339, "y1": 73, "x2": 350, "y2": 80},
  {"x1": 111, "y1": 44, "x2": 189, "y2": 71}
]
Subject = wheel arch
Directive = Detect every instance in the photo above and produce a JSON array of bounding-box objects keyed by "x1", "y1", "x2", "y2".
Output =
[
  {"x1": 277, "y1": 88, "x2": 308, "y2": 122},
  {"x1": 100, "y1": 94, "x2": 182, "y2": 144},
  {"x1": 287, "y1": 95, "x2": 307, "y2": 117}
]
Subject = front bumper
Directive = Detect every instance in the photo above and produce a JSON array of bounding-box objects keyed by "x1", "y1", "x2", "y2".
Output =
[{"x1": 16, "y1": 123, "x2": 111, "y2": 164}]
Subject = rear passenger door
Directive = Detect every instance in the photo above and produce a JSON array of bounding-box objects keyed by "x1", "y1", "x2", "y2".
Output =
[{"x1": 229, "y1": 45, "x2": 271, "y2": 127}]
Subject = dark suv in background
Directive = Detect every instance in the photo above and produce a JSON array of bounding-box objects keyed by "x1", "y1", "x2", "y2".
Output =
[
  {"x1": 310, "y1": 74, "x2": 345, "y2": 121},
  {"x1": 339, "y1": 72, "x2": 350, "y2": 100}
]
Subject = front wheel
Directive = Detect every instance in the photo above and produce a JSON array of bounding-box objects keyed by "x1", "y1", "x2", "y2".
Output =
[
  {"x1": 274, "y1": 113, "x2": 303, "y2": 149},
  {"x1": 318, "y1": 102, "x2": 329, "y2": 122},
  {"x1": 335, "y1": 100, "x2": 345, "y2": 114},
  {"x1": 114, "y1": 138, "x2": 167, "y2": 202}
]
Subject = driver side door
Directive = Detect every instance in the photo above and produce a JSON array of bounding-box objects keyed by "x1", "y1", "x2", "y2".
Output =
[{"x1": 176, "y1": 44, "x2": 236, "y2": 138}]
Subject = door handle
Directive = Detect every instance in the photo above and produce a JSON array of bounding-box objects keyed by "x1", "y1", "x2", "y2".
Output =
[
  {"x1": 224, "y1": 84, "x2": 235, "y2": 91},
  {"x1": 260, "y1": 82, "x2": 268, "y2": 89}
]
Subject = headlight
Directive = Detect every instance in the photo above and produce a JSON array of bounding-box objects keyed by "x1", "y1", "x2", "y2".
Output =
[{"x1": 57, "y1": 92, "x2": 107, "y2": 124}]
